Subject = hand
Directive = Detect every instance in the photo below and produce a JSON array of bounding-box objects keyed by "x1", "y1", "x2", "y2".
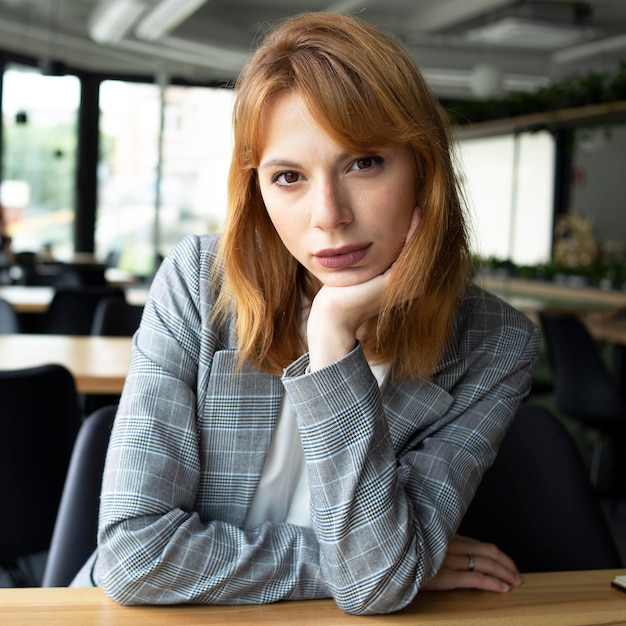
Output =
[
  {"x1": 307, "y1": 207, "x2": 421, "y2": 371},
  {"x1": 421, "y1": 534, "x2": 522, "y2": 592}
]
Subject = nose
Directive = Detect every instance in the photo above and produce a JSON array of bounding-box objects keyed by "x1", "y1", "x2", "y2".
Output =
[{"x1": 310, "y1": 178, "x2": 353, "y2": 230}]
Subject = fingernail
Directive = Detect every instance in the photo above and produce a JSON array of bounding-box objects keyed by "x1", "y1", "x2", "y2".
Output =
[{"x1": 501, "y1": 583, "x2": 511, "y2": 592}]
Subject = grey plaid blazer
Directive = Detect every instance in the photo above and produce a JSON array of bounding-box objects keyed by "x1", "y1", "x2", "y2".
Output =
[{"x1": 79, "y1": 234, "x2": 539, "y2": 615}]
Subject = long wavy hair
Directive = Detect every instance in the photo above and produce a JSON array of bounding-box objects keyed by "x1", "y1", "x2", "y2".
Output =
[{"x1": 214, "y1": 12, "x2": 472, "y2": 380}]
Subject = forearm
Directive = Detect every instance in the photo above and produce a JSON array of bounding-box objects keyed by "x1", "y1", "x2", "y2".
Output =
[
  {"x1": 283, "y1": 348, "x2": 426, "y2": 615},
  {"x1": 97, "y1": 355, "x2": 329, "y2": 605},
  {"x1": 97, "y1": 507, "x2": 328, "y2": 605},
  {"x1": 282, "y1": 328, "x2": 540, "y2": 615}
]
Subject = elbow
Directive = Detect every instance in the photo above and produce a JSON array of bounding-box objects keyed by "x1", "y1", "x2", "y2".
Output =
[
  {"x1": 96, "y1": 533, "x2": 157, "y2": 606},
  {"x1": 102, "y1": 584, "x2": 142, "y2": 607},
  {"x1": 333, "y1": 586, "x2": 417, "y2": 616},
  {"x1": 98, "y1": 551, "x2": 146, "y2": 606},
  {"x1": 329, "y1": 567, "x2": 419, "y2": 616}
]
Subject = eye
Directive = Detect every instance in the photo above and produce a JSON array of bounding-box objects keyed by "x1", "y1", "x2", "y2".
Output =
[
  {"x1": 272, "y1": 171, "x2": 301, "y2": 186},
  {"x1": 351, "y1": 156, "x2": 384, "y2": 171}
]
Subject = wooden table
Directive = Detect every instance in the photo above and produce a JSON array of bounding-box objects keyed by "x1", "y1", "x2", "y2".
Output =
[
  {"x1": 0, "y1": 334, "x2": 132, "y2": 394},
  {"x1": 585, "y1": 318, "x2": 626, "y2": 347},
  {"x1": 2, "y1": 570, "x2": 625, "y2": 625},
  {"x1": 0, "y1": 286, "x2": 56, "y2": 314},
  {"x1": 477, "y1": 275, "x2": 626, "y2": 313},
  {"x1": 476, "y1": 275, "x2": 626, "y2": 347},
  {"x1": 0, "y1": 285, "x2": 148, "y2": 314}
]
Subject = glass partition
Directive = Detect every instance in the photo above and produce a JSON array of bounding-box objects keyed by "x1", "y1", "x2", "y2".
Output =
[
  {"x1": 97, "y1": 81, "x2": 235, "y2": 277},
  {"x1": 1, "y1": 65, "x2": 80, "y2": 262},
  {"x1": 456, "y1": 130, "x2": 555, "y2": 266}
]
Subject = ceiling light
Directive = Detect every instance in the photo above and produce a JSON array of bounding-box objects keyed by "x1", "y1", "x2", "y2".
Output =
[
  {"x1": 464, "y1": 17, "x2": 595, "y2": 49},
  {"x1": 421, "y1": 68, "x2": 547, "y2": 97},
  {"x1": 553, "y1": 33, "x2": 626, "y2": 64},
  {"x1": 135, "y1": 0, "x2": 208, "y2": 42},
  {"x1": 88, "y1": 0, "x2": 148, "y2": 44},
  {"x1": 470, "y1": 63, "x2": 504, "y2": 98}
]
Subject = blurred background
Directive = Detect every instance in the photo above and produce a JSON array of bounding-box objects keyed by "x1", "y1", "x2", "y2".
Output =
[{"x1": 0, "y1": 0, "x2": 624, "y2": 281}]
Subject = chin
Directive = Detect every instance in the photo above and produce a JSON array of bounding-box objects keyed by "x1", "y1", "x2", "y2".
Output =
[{"x1": 317, "y1": 269, "x2": 378, "y2": 288}]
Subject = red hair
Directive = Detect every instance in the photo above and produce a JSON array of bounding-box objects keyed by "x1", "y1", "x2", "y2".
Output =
[{"x1": 215, "y1": 12, "x2": 472, "y2": 380}]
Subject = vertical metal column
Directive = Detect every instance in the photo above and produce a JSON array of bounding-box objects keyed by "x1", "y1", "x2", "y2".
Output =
[
  {"x1": 74, "y1": 73, "x2": 100, "y2": 254},
  {"x1": 153, "y1": 71, "x2": 168, "y2": 275}
]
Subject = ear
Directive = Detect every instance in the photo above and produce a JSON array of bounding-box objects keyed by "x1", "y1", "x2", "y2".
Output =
[{"x1": 407, "y1": 205, "x2": 421, "y2": 242}]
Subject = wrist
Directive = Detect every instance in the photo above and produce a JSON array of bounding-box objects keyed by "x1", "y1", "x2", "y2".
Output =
[{"x1": 307, "y1": 325, "x2": 356, "y2": 372}]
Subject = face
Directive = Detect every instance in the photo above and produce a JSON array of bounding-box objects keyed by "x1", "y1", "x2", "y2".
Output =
[{"x1": 257, "y1": 92, "x2": 419, "y2": 288}]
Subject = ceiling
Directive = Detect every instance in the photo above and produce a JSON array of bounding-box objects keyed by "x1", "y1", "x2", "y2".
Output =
[{"x1": 0, "y1": 0, "x2": 625, "y2": 100}]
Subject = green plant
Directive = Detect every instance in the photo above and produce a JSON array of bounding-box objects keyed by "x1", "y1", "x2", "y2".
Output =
[{"x1": 447, "y1": 61, "x2": 626, "y2": 125}]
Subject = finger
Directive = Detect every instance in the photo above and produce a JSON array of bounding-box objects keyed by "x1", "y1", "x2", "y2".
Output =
[
  {"x1": 445, "y1": 552, "x2": 521, "y2": 587},
  {"x1": 448, "y1": 535, "x2": 520, "y2": 578},
  {"x1": 422, "y1": 567, "x2": 512, "y2": 593},
  {"x1": 388, "y1": 206, "x2": 421, "y2": 276}
]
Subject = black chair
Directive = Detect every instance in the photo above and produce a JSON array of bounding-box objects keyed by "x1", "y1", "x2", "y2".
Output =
[
  {"x1": 0, "y1": 296, "x2": 19, "y2": 333},
  {"x1": 42, "y1": 405, "x2": 117, "y2": 588},
  {"x1": 459, "y1": 402, "x2": 623, "y2": 572},
  {"x1": 40, "y1": 286, "x2": 126, "y2": 335},
  {"x1": 0, "y1": 364, "x2": 82, "y2": 586},
  {"x1": 52, "y1": 263, "x2": 108, "y2": 288},
  {"x1": 91, "y1": 297, "x2": 143, "y2": 337},
  {"x1": 85, "y1": 297, "x2": 142, "y2": 414},
  {"x1": 539, "y1": 311, "x2": 626, "y2": 493}
]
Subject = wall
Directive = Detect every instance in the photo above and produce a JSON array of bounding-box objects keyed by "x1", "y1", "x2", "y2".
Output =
[{"x1": 570, "y1": 123, "x2": 626, "y2": 247}]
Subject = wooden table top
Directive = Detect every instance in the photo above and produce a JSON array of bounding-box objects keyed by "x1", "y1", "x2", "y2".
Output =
[
  {"x1": 0, "y1": 285, "x2": 148, "y2": 314},
  {"x1": 477, "y1": 275, "x2": 626, "y2": 311},
  {"x1": 2, "y1": 570, "x2": 625, "y2": 625},
  {"x1": 475, "y1": 276, "x2": 626, "y2": 347},
  {"x1": 0, "y1": 285, "x2": 56, "y2": 313},
  {"x1": 0, "y1": 334, "x2": 132, "y2": 394},
  {"x1": 585, "y1": 318, "x2": 626, "y2": 347}
]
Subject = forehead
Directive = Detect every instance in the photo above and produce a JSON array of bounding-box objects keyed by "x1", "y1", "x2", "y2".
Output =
[{"x1": 258, "y1": 92, "x2": 338, "y2": 154}]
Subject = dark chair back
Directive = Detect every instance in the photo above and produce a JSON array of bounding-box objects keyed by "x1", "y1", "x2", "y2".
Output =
[
  {"x1": 41, "y1": 286, "x2": 126, "y2": 335},
  {"x1": 0, "y1": 364, "x2": 82, "y2": 585},
  {"x1": 539, "y1": 312, "x2": 626, "y2": 427},
  {"x1": 91, "y1": 297, "x2": 144, "y2": 336},
  {"x1": 539, "y1": 312, "x2": 626, "y2": 492},
  {"x1": 51, "y1": 264, "x2": 108, "y2": 288},
  {"x1": 459, "y1": 402, "x2": 622, "y2": 572},
  {"x1": 0, "y1": 296, "x2": 19, "y2": 333},
  {"x1": 42, "y1": 405, "x2": 117, "y2": 588}
]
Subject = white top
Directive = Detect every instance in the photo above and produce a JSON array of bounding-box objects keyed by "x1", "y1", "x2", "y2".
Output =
[{"x1": 243, "y1": 361, "x2": 390, "y2": 530}]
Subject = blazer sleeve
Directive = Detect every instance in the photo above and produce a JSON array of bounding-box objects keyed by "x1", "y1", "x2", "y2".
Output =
[
  {"x1": 281, "y1": 288, "x2": 541, "y2": 615},
  {"x1": 95, "y1": 235, "x2": 330, "y2": 607}
]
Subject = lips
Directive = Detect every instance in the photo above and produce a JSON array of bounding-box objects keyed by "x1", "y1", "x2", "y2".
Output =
[{"x1": 313, "y1": 243, "x2": 371, "y2": 269}]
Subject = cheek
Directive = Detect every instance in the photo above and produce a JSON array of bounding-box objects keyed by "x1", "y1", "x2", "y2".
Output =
[
  {"x1": 260, "y1": 188, "x2": 283, "y2": 233},
  {"x1": 263, "y1": 203, "x2": 302, "y2": 258}
]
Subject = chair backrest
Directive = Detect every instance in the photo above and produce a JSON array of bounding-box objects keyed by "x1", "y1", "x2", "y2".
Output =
[
  {"x1": 539, "y1": 312, "x2": 626, "y2": 426},
  {"x1": 0, "y1": 296, "x2": 19, "y2": 333},
  {"x1": 91, "y1": 297, "x2": 144, "y2": 336},
  {"x1": 42, "y1": 404, "x2": 117, "y2": 588},
  {"x1": 51, "y1": 264, "x2": 108, "y2": 288},
  {"x1": 41, "y1": 286, "x2": 126, "y2": 335},
  {"x1": 0, "y1": 365, "x2": 82, "y2": 570},
  {"x1": 458, "y1": 402, "x2": 623, "y2": 572}
]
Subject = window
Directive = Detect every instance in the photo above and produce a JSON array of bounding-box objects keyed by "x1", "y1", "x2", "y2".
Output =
[
  {"x1": 456, "y1": 131, "x2": 555, "y2": 266},
  {"x1": 1, "y1": 65, "x2": 80, "y2": 260},
  {"x1": 97, "y1": 81, "x2": 235, "y2": 276}
]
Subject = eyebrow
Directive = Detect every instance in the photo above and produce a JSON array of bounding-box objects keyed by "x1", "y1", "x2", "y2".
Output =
[
  {"x1": 259, "y1": 150, "x2": 357, "y2": 171},
  {"x1": 259, "y1": 158, "x2": 302, "y2": 170}
]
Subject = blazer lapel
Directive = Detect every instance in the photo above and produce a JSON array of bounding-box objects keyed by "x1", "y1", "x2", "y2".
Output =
[{"x1": 198, "y1": 349, "x2": 283, "y2": 525}]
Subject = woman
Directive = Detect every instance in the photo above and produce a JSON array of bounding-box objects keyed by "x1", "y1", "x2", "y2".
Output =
[{"x1": 73, "y1": 12, "x2": 540, "y2": 615}]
